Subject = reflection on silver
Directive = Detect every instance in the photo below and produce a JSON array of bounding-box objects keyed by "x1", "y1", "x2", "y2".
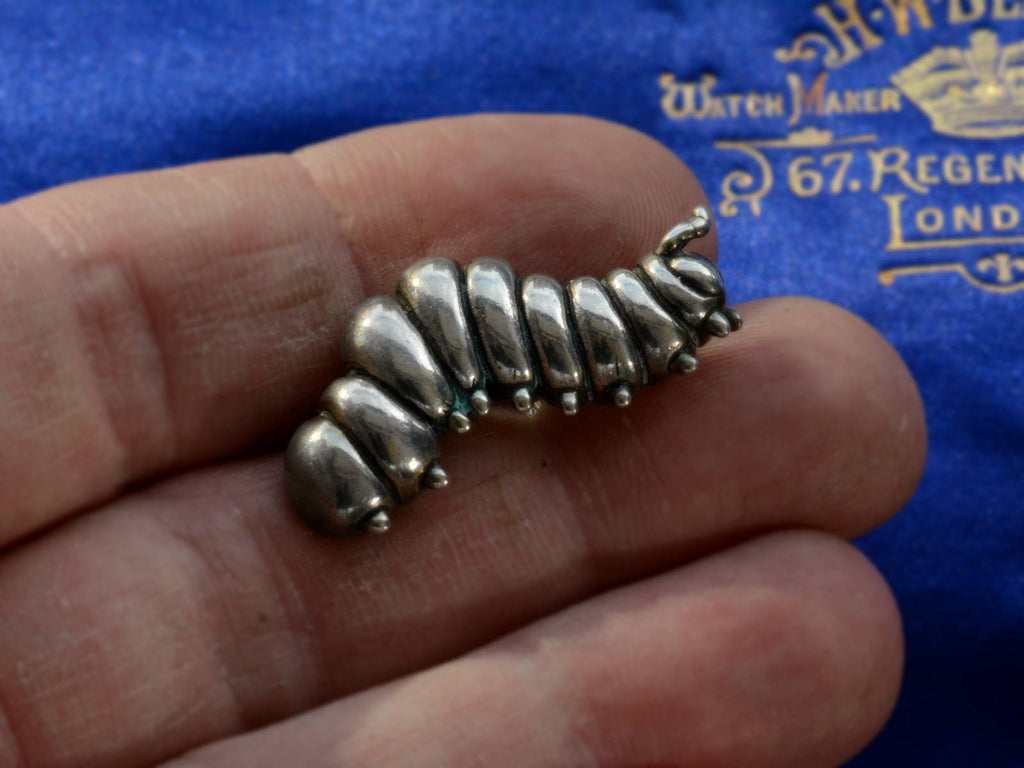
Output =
[
  {"x1": 568, "y1": 276, "x2": 644, "y2": 400},
  {"x1": 284, "y1": 417, "x2": 393, "y2": 536},
  {"x1": 343, "y1": 297, "x2": 454, "y2": 422},
  {"x1": 638, "y1": 252, "x2": 717, "y2": 331},
  {"x1": 320, "y1": 376, "x2": 439, "y2": 501},
  {"x1": 465, "y1": 260, "x2": 534, "y2": 390},
  {"x1": 398, "y1": 259, "x2": 484, "y2": 396},
  {"x1": 604, "y1": 268, "x2": 697, "y2": 378},
  {"x1": 522, "y1": 274, "x2": 586, "y2": 411},
  {"x1": 286, "y1": 208, "x2": 743, "y2": 536}
]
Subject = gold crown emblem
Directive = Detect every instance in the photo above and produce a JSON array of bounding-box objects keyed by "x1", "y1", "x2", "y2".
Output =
[{"x1": 892, "y1": 30, "x2": 1024, "y2": 139}]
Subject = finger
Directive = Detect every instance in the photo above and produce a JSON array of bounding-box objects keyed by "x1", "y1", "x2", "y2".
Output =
[
  {"x1": 0, "y1": 297, "x2": 924, "y2": 768},
  {"x1": 0, "y1": 113, "x2": 709, "y2": 545},
  {"x1": 164, "y1": 531, "x2": 903, "y2": 768}
]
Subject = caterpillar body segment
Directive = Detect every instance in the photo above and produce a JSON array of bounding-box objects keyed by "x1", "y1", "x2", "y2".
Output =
[
  {"x1": 465, "y1": 259, "x2": 536, "y2": 411},
  {"x1": 604, "y1": 268, "x2": 698, "y2": 379},
  {"x1": 396, "y1": 259, "x2": 486, "y2": 400},
  {"x1": 285, "y1": 208, "x2": 742, "y2": 536},
  {"x1": 567, "y1": 276, "x2": 644, "y2": 404},
  {"x1": 520, "y1": 274, "x2": 586, "y2": 413},
  {"x1": 320, "y1": 376, "x2": 440, "y2": 503},
  {"x1": 284, "y1": 418, "x2": 393, "y2": 536},
  {"x1": 342, "y1": 297, "x2": 454, "y2": 422}
]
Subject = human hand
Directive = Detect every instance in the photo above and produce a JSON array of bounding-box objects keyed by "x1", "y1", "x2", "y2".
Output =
[{"x1": 0, "y1": 115, "x2": 926, "y2": 767}]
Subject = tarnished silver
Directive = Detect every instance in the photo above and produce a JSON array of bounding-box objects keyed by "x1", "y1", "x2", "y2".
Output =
[{"x1": 285, "y1": 208, "x2": 743, "y2": 536}]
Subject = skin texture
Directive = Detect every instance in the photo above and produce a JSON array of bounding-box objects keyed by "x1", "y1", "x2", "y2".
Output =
[{"x1": 0, "y1": 115, "x2": 926, "y2": 768}]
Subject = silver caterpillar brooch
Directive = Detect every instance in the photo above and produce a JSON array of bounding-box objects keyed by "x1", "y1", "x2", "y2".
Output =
[{"x1": 285, "y1": 208, "x2": 742, "y2": 536}]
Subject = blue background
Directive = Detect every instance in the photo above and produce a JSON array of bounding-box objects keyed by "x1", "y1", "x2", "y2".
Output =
[{"x1": 1, "y1": 1, "x2": 1021, "y2": 764}]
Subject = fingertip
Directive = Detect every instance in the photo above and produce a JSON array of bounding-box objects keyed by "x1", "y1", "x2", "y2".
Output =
[
  {"x1": 704, "y1": 297, "x2": 927, "y2": 536},
  {"x1": 558, "y1": 530, "x2": 905, "y2": 767},
  {"x1": 740, "y1": 531, "x2": 905, "y2": 749}
]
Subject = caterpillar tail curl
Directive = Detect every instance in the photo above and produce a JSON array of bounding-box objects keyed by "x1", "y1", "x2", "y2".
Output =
[{"x1": 285, "y1": 207, "x2": 742, "y2": 536}]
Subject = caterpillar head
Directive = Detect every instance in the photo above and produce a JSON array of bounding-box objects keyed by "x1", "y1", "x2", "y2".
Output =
[
  {"x1": 665, "y1": 252, "x2": 742, "y2": 340},
  {"x1": 640, "y1": 207, "x2": 742, "y2": 342}
]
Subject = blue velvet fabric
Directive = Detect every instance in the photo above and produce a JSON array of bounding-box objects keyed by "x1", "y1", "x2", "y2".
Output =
[{"x1": 1, "y1": 1, "x2": 1021, "y2": 763}]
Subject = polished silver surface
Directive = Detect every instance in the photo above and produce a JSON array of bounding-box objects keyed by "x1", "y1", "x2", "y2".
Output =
[
  {"x1": 284, "y1": 416, "x2": 394, "y2": 536},
  {"x1": 672, "y1": 351, "x2": 700, "y2": 374},
  {"x1": 448, "y1": 411, "x2": 471, "y2": 433},
  {"x1": 465, "y1": 259, "x2": 534, "y2": 390},
  {"x1": 365, "y1": 510, "x2": 391, "y2": 534},
  {"x1": 666, "y1": 251, "x2": 726, "y2": 298},
  {"x1": 320, "y1": 375, "x2": 440, "y2": 501},
  {"x1": 522, "y1": 274, "x2": 586, "y2": 409},
  {"x1": 568, "y1": 276, "x2": 644, "y2": 401},
  {"x1": 613, "y1": 384, "x2": 632, "y2": 408},
  {"x1": 424, "y1": 462, "x2": 449, "y2": 489},
  {"x1": 655, "y1": 206, "x2": 711, "y2": 256},
  {"x1": 512, "y1": 387, "x2": 534, "y2": 412},
  {"x1": 604, "y1": 268, "x2": 697, "y2": 379},
  {"x1": 666, "y1": 253, "x2": 739, "y2": 338},
  {"x1": 343, "y1": 297, "x2": 454, "y2": 422},
  {"x1": 637, "y1": 252, "x2": 718, "y2": 332},
  {"x1": 286, "y1": 208, "x2": 742, "y2": 536},
  {"x1": 469, "y1": 389, "x2": 491, "y2": 415},
  {"x1": 560, "y1": 391, "x2": 580, "y2": 415},
  {"x1": 723, "y1": 307, "x2": 744, "y2": 331},
  {"x1": 397, "y1": 259, "x2": 485, "y2": 396}
]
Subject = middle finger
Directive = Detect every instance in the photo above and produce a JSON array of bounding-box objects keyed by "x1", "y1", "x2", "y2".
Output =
[{"x1": 0, "y1": 297, "x2": 924, "y2": 768}]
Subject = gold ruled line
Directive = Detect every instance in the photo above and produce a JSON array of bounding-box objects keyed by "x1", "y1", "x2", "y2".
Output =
[
  {"x1": 741, "y1": 132, "x2": 879, "y2": 149},
  {"x1": 878, "y1": 263, "x2": 1024, "y2": 294},
  {"x1": 887, "y1": 235, "x2": 1024, "y2": 252}
]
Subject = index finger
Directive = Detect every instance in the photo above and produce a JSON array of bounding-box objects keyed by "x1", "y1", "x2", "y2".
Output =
[{"x1": 0, "y1": 115, "x2": 711, "y2": 546}]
